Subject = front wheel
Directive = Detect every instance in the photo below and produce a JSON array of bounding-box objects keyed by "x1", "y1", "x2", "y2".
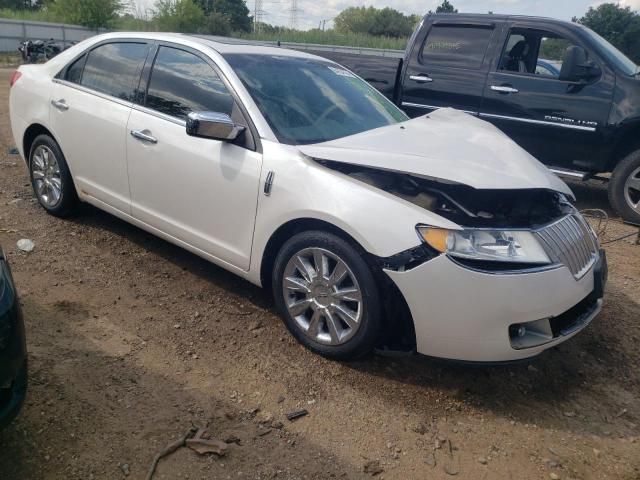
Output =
[
  {"x1": 609, "y1": 150, "x2": 640, "y2": 224},
  {"x1": 272, "y1": 231, "x2": 382, "y2": 360}
]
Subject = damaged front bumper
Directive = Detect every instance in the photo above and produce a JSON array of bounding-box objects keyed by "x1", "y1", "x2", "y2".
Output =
[{"x1": 385, "y1": 250, "x2": 606, "y2": 362}]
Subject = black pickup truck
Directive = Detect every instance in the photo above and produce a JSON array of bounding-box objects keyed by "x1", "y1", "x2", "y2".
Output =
[{"x1": 313, "y1": 14, "x2": 640, "y2": 223}]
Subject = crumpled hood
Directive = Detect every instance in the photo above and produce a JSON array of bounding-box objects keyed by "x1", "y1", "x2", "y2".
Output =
[{"x1": 298, "y1": 108, "x2": 573, "y2": 197}]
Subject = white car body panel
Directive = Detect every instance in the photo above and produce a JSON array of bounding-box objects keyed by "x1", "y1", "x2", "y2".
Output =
[
  {"x1": 126, "y1": 107, "x2": 262, "y2": 270},
  {"x1": 246, "y1": 141, "x2": 463, "y2": 285},
  {"x1": 299, "y1": 108, "x2": 573, "y2": 197},
  {"x1": 8, "y1": 31, "x2": 603, "y2": 362},
  {"x1": 49, "y1": 82, "x2": 133, "y2": 213}
]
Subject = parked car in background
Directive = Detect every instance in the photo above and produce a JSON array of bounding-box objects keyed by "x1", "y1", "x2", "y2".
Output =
[
  {"x1": 9, "y1": 32, "x2": 606, "y2": 363},
  {"x1": 536, "y1": 59, "x2": 561, "y2": 77},
  {"x1": 18, "y1": 39, "x2": 73, "y2": 64},
  {"x1": 313, "y1": 14, "x2": 640, "y2": 224},
  {"x1": 0, "y1": 246, "x2": 27, "y2": 429}
]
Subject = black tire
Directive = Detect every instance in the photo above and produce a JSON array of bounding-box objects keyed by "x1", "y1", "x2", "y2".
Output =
[
  {"x1": 272, "y1": 230, "x2": 382, "y2": 361},
  {"x1": 609, "y1": 149, "x2": 640, "y2": 224},
  {"x1": 28, "y1": 134, "x2": 78, "y2": 217}
]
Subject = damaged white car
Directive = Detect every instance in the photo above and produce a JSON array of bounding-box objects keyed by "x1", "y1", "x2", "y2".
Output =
[{"x1": 9, "y1": 33, "x2": 607, "y2": 362}]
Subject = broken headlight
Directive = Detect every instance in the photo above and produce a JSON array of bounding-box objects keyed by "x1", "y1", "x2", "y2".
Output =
[{"x1": 417, "y1": 226, "x2": 551, "y2": 265}]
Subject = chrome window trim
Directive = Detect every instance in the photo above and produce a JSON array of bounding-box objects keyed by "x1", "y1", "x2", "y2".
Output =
[
  {"x1": 479, "y1": 112, "x2": 597, "y2": 132},
  {"x1": 132, "y1": 104, "x2": 186, "y2": 127},
  {"x1": 52, "y1": 78, "x2": 133, "y2": 109}
]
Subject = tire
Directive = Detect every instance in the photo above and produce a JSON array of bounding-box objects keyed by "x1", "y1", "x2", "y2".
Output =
[
  {"x1": 272, "y1": 230, "x2": 382, "y2": 361},
  {"x1": 28, "y1": 134, "x2": 78, "y2": 217},
  {"x1": 609, "y1": 149, "x2": 640, "y2": 224}
]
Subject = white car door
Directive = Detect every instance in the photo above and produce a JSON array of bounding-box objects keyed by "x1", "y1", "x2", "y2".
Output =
[
  {"x1": 126, "y1": 45, "x2": 262, "y2": 271},
  {"x1": 49, "y1": 41, "x2": 151, "y2": 214}
]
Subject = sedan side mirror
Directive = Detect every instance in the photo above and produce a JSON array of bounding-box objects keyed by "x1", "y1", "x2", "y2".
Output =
[
  {"x1": 559, "y1": 45, "x2": 601, "y2": 83},
  {"x1": 186, "y1": 111, "x2": 245, "y2": 141}
]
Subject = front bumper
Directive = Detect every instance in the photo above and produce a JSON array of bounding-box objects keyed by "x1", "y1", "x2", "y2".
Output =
[{"x1": 385, "y1": 251, "x2": 606, "y2": 362}]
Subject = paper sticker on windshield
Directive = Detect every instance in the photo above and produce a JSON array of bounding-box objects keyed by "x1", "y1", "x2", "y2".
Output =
[{"x1": 328, "y1": 66, "x2": 355, "y2": 78}]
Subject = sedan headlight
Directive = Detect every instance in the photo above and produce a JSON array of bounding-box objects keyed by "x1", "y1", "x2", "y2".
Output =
[{"x1": 417, "y1": 226, "x2": 551, "y2": 264}]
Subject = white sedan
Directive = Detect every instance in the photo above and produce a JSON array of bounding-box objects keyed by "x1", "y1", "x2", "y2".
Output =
[{"x1": 9, "y1": 32, "x2": 606, "y2": 362}]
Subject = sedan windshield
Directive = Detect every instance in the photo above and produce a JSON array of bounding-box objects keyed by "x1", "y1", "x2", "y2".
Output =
[{"x1": 223, "y1": 53, "x2": 408, "y2": 145}]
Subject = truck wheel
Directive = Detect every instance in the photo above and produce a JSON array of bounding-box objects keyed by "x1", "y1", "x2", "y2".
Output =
[
  {"x1": 609, "y1": 150, "x2": 640, "y2": 224},
  {"x1": 28, "y1": 134, "x2": 79, "y2": 217},
  {"x1": 272, "y1": 231, "x2": 382, "y2": 361}
]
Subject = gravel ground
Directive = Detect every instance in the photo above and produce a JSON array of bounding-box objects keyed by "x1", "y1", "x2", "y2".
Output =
[{"x1": 0, "y1": 67, "x2": 639, "y2": 480}]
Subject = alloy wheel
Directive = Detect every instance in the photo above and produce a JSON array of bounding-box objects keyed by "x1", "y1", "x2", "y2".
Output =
[
  {"x1": 282, "y1": 247, "x2": 363, "y2": 346},
  {"x1": 31, "y1": 145, "x2": 62, "y2": 208},
  {"x1": 624, "y1": 166, "x2": 640, "y2": 214}
]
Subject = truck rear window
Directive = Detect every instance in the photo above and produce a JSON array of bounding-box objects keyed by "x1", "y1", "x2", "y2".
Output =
[{"x1": 421, "y1": 25, "x2": 494, "y2": 69}]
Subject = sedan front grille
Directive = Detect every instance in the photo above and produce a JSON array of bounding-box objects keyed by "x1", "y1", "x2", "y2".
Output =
[{"x1": 535, "y1": 214, "x2": 598, "y2": 279}]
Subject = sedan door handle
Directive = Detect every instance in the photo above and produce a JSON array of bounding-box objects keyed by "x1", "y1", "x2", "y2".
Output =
[
  {"x1": 409, "y1": 75, "x2": 433, "y2": 83},
  {"x1": 51, "y1": 99, "x2": 69, "y2": 111},
  {"x1": 491, "y1": 85, "x2": 519, "y2": 94},
  {"x1": 130, "y1": 129, "x2": 158, "y2": 144}
]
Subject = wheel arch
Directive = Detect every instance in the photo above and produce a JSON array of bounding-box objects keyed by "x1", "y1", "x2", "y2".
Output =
[
  {"x1": 260, "y1": 217, "x2": 417, "y2": 352},
  {"x1": 611, "y1": 123, "x2": 640, "y2": 171},
  {"x1": 23, "y1": 123, "x2": 57, "y2": 162}
]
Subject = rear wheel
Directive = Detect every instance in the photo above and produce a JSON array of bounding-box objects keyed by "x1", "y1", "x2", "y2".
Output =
[
  {"x1": 272, "y1": 231, "x2": 382, "y2": 360},
  {"x1": 28, "y1": 134, "x2": 78, "y2": 217},
  {"x1": 609, "y1": 150, "x2": 640, "y2": 224}
]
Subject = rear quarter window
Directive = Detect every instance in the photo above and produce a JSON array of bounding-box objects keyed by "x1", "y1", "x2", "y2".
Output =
[
  {"x1": 64, "y1": 54, "x2": 86, "y2": 84},
  {"x1": 81, "y1": 42, "x2": 149, "y2": 101},
  {"x1": 421, "y1": 25, "x2": 494, "y2": 69}
]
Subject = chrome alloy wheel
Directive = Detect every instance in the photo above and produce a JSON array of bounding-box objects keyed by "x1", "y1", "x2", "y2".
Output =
[
  {"x1": 31, "y1": 145, "x2": 62, "y2": 208},
  {"x1": 282, "y1": 247, "x2": 363, "y2": 346},
  {"x1": 624, "y1": 166, "x2": 640, "y2": 214}
]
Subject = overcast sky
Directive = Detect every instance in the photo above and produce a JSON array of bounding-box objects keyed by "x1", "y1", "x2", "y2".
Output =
[{"x1": 133, "y1": 0, "x2": 640, "y2": 30}]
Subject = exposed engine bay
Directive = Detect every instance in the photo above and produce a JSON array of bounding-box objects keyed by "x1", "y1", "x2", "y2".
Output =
[{"x1": 319, "y1": 160, "x2": 574, "y2": 229}]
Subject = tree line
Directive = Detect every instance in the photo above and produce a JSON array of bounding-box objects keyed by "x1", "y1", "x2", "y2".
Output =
[{"x1": 1, "y1": 0, "x2": 639, "y2": 62}]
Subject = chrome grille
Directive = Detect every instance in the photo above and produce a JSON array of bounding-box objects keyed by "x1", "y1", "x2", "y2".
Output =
[{"x1": 535, "y1": 215, "x2": 598, "y2": 279}]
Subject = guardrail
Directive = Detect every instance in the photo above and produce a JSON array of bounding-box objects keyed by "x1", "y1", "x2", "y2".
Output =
[{"x1": 0, "y1": 17, "x2": 404, "y2": 58}]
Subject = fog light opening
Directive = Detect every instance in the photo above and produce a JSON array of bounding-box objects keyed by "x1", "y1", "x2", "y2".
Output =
[{"x1": 509, "y1": 319, "x2": 554, "y2": 350}]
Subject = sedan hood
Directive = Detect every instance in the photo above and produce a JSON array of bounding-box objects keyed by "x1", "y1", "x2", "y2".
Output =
[{"x1": 298, "y1": 108, "x2": 573, "y2": 197}]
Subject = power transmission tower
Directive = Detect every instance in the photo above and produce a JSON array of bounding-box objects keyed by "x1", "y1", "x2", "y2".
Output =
[
  {"x1": 289, "y1": 0, "x2": 299, "y2": 30},
  {"x1": 253, "y1": 0, "x2": 264, "y2": 33}
]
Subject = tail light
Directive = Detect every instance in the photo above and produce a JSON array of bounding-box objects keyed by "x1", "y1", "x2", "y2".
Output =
[{"x1": 9, "y1": 71, "x2": 22, "y2": 88}]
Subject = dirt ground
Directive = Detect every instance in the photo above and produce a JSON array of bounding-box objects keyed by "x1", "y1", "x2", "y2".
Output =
[{"x1": 0, "y1": 67, "x2": 639, "y2": 480}]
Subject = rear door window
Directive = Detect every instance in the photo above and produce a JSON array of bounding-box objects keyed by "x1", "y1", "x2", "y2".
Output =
[
  {"x1": 145, "y1": 46, "x2": 234, "y2": 120},
  {"x1": 81, "y1": 42, "x2": 149, "y2": 101},
  {"x1": 421, "y1": 25, "x2": 494, "y2": 69}
]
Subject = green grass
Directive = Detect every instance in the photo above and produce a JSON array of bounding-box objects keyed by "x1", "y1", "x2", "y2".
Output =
[{"x1": 238, "y1": 31, "x2": 407, "y2": 50}]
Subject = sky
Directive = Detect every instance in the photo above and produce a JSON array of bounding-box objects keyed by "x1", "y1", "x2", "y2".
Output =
[{"x1": 133, "y1": 0, "x2": 640, "y2": 31}]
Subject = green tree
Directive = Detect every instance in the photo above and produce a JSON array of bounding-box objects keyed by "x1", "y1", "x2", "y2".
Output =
[
  {"x1": 334, "y1": 6, "x2": 415, "y2": 38},
  {"x1": 334, "y1": 6, "x2": 376, "y2": 35},
  {"x1": 435, "y1": 0, "x2": 457, "y2": 13},
  {"x1": 202, "y1": 10, "x2": 231, "y2": 35},
  {"x1": 211, "y1": 0, "x2": 249, "y2": 31},
  {"x1": 50, "y1": 0, "x2": 123, "y2": 28},
  {"x1": 194, "y1": 0, "x2": 250, "y2": 32},
  {"x1": 579, "y1": 3, "x2": 640, "y2": 63},
  {"x1": 154, "y1": 0, "x2": 206, "y2": 32}
]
